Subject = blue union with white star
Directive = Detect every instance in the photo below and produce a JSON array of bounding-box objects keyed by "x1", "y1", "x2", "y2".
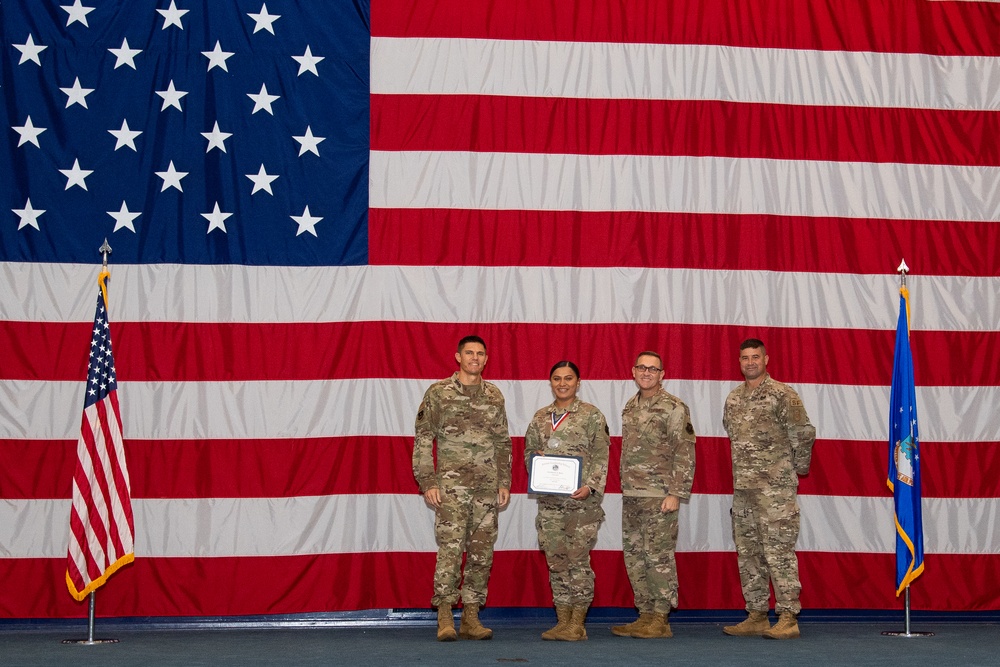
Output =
[
  {"x1": 85, "y1": 290, "x2": 118, "y2": 408},
  {"x1": 2, "y1": 1, "x2": 370, "y2": 267}
]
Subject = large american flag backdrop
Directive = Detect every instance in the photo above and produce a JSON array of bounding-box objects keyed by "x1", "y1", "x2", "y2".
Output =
[{"x1": 2, "y1": 0, "x2": 998, "y2": 618}]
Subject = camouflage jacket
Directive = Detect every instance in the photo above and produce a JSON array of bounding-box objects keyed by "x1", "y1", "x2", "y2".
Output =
[
  {"x1": 413, "y1": 372, "x2": 513, "y2": 493},
  {"x1": 722, "y1": 373, "x2": 816, "y2": 490},
  {"x1": 524, "y1": 398, "x2": 610, "y2": 500},
  {"x1": 620, "y1": 387, "x2": 697, "y2": 499}
]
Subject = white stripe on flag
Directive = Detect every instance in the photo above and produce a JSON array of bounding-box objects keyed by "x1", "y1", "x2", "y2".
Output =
[
  {"x1": 3, "y1": 378, "x2": 997, "y2": 444},
  {"x1": 370, "y1": 151, "x2": 1000, "y2": 222},
  {"x1": 6, "y1": 494, "x2": 999, "y2": 558},
  {"x1": 2, "y1": 263, "x2": 997, "y2": 332},
  {"x1": 371, "y1": 38, "x2": 1000, "y2": 111},
  {"x1": 86, "y1": 401, "x2": 133, "y2": 557}
]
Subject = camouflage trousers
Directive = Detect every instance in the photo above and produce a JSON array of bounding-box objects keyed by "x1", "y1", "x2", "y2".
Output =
[
  {"x1": 431, "y1": 486, "x2": 499, "y2": 607},
  {"x1": 731, "y1": 487, "x2": 802, "y2": 615},
  {"x1": 621, "y1": 496, "x2": 680, "y2": 614},
  {"x1": 535, "y1": 497, "x2": 605, "y2": 607}
]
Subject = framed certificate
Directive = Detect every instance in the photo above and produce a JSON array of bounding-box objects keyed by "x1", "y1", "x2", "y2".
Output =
[{"x1": 527, "y1": 454, "x2": 583, "y2": 496}]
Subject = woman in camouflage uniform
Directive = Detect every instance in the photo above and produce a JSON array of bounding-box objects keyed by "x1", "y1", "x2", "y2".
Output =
[{"x1": 524, "y1": 361, "x2": 610, "y2": 641}]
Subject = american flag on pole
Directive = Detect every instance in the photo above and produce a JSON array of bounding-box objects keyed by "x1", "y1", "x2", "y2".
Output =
[
  {"x1": 66, "y1": 269, "x2": 135, "y2": 601},
  {"x1": 2, "y1": 0, "x2": 999, "y2": 617}
]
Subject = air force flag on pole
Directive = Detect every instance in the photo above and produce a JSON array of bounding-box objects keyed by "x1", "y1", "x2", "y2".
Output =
[{"x1": 887, "y1": 286, "x2": 924, "y2": 596}]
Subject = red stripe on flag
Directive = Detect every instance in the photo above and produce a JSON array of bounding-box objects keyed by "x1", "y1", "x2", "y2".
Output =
[
  {"x1": 89, "y1": 402, "x2": 124, "y2": 567},
  {"x1": 369, "y1": 209, "x2": 1000, "y2": 276},
  {"x1": 4, "y1": 321, "x2": 998, "y2": 385},
  {"x1": 372, "y1": 0, "x2": 1000, "y2": 56},
  {"x1": 93, "y1": 399, "x2": 128, "y2": 561},
  {"x1": 372, "y1": 95, "x2": 1000, "y2": 166},
  {"x1": 66, "y1": 505, "x2": 93, "y2": 593},
  {"x1": 5, "y1": 437, "x2": 997, "y2": 500},
  {"x1": 6, "y1": 551, "x2": 1000, "y2": 617},
  {"x1": 74, "y1": 416, "x2": 111, "y2": 575},
  {"x1": 106, "y1": 392, "x2": 135, "y2": 537}
]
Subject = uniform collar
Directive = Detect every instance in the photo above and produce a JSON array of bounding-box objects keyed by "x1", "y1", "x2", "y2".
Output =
[
  {"x1": 742, "y1": 372, "x2": 772, "y2": 393},
  {"x1": 635, "y1": 386, "x2": 666, "y2": 407},
  {"x1": 548, "y1": 398, "x2": 581, "y2": 414},
  {"x1": 450, "y1": 371, "x2": 484, "y2": 392}
]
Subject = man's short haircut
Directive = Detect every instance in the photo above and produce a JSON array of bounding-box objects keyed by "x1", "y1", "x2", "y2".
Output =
[
  {"x1": 458, "y1": 335, "x2": 487, "y2": 352},
  {"x1": 740, "y1": 338, "x2": 766, "y2": 354},
  {"x1": 634, "y1": 350, "x2": 662, "y2": 365}
]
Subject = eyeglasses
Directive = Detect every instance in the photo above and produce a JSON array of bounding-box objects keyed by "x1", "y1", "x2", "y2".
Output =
[{"x1": 633, "y1": 365, "x2": 663, "y2": 374}]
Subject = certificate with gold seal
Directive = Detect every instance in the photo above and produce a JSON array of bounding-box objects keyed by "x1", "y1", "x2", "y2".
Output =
[{"x1": 527, "y1": 454, "x2": 583, "y2": 496}]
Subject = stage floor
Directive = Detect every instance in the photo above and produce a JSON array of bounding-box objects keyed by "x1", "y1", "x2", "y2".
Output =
[{"x1": 2, "y1": 620, "x2": 997, "y2": 667}]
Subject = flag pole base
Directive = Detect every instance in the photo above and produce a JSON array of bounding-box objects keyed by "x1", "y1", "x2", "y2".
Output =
[
  {"x1": 881, "y1": 586, "x2": 933, "y2": 637},
  {"x1": 62, "y1": 591, "x2": 120, "y2": 644}
]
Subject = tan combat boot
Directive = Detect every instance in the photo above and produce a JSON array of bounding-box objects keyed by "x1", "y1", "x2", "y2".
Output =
[
  {"x1": 631, "y1": 612, "x2": 672, "y2": 638},
  {"x1": 458, "y1": 604, "x2": 493, "y2": 640},
  {"x1": 541, "y1": 606, "x2": 573, "y2": 640},
  {"x1": 559, "y1": 606, "x2": 589, "y2": 641},
  {"x1": 548, "y1": 606, "x2": 588, "y2": 641},
  {"x1": 761, "y1": 611, "x2": 800, "y2": 639},
  {"x1": 436, "y1": 605, "x2": 457, "y2": 642},
  {"x1": 611, "y1": 612, "x2": 653, "y2": 637},
  {"x1": 722, "y1": 610, "x2": 771, "y2": 636}
]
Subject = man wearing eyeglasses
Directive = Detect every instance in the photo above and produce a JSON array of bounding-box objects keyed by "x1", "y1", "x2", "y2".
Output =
[
  {"x1": 612, "y1": 351, "x2": 696, "y2": 639},
  {"x1": 413, "y1": 335, "x2": 513, "y2": 641},
  {"x1": 721, "y1": 338, "x2": 816, "y2": 640}
]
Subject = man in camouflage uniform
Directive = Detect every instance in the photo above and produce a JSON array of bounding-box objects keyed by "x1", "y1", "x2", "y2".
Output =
[
  {"x1": 722, "y1": 339, "x2": 816, "y2": 640},
  {"x1": 612, "y1": 351, "x2": 696, "y2": 639},
  {"x1": 413, "y1": 335, "x2": 513, "y2": 641}
]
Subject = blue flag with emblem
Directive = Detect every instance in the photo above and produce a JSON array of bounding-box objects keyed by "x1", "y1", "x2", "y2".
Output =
[{"x1": 887, "y1": 286, "x2": 924, "y2": 596}]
